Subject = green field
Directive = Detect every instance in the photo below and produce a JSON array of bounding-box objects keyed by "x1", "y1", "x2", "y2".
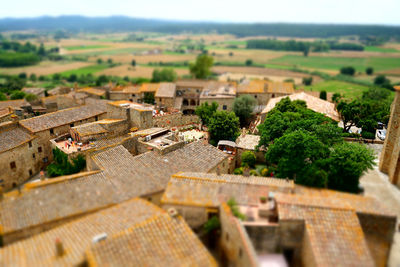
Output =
[
  {"x1": 64, "y1": 45, "x2": 110, "y2": 51},
  {"x1": 364, "y1": 46, "x2": 399, "y2": 53},
  {"x1": 60, "y1": 64, "x2": 110, "y2": 76},
  {"x1": 268, "y1": 55, "x2": 400, "y2": 72},
  {"x1": 303, "y1": 80, "x2": 371, "y2": 99}
]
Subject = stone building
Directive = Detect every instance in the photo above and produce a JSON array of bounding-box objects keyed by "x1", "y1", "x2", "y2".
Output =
[
  {"x1": 0, "y1": 141, "x2": 229, "y2": 244},
  {"x1": 161, "y1": 172, "x2": 396, "y2": 267},
  {"x1": 380, "y1": 86, "x2": 400, "y2": 187},
  {"x1": 0, "y1": 122, "x2": 40, "y2": 191},
  {"x1": 199, "y1": 81, "x2": 237, "y2": 111},
  {"x1": 176, "y1": 80, "x2": 209, "y2": 114},
  {"x1": 77, "y1": 87, "x2": 106, "y2": 99},
  {"x1": 155, "y1": 82, "x2": 176, "y2": 109},
  {"x1": 0, "y1": 198, "x2": 215, "y2": 267},
  {"x1": 235, "y1": 133, "x2": 264, "y2": 166},
  {"x1": 18, "y1": 105, "x2": 107, "y2": 169}
]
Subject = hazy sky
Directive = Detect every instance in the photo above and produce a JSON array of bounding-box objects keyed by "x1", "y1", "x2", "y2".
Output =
[{"x1": 1, "y1": 0, "x2": 399, "y2": 25}]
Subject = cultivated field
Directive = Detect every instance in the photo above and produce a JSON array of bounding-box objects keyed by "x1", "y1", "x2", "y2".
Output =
[
  {"x1": 0, "y1": 61, "x2": 92, "y2": 76},
  {"x1": 97, "y1": 65, "x2": 189, "y2": 78}
]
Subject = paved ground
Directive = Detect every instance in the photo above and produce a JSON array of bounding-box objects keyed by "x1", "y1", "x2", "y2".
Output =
[{"x1": 360, "y1": 144, "x2": 400, "y2": 267}]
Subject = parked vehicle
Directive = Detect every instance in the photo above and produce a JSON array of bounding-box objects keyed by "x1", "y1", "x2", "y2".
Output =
[{"x1": 377, "y1": 129, "x2": 386, "y2": 141}]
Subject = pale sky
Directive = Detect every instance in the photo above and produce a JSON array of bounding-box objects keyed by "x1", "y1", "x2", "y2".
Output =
[{"x1": 1, "y1": 0, "x2": 399, "y2": 25}]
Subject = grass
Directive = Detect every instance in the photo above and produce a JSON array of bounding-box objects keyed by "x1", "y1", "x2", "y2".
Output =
[
  {"x1": 303, "y1": 80, "x2": 371, "y2": 99},
  {"x1": 364, "y1": 46, "x2": 399, "y2": 53},
  {"x1": 64, "y1": 45, "x2": 110, "y2": 51},
  {"x1": 268, "y1": 55, "x2": 400, "y2": 72},
  {"x1": 60, "y1": 64, "x2": 110, "y2": 76}
]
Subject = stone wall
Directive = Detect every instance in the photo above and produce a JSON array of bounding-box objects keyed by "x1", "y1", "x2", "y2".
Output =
[
  {"x1": 161, "y1": 204, "x2": 208, "y2": 229},
  {"x1": 200, "y1": 98, "x2": 235, "y2": 112},
  {"x1": 236, "y1": 148, "x2": 265, "y2": 168},
  {"x1": 129, "y1": 108, "x2": 153, "y2": 129},
  {"x1": 152, "y1": 113, "x2": 200, "y2": 128},
  {"x1": 219, "y1": 203, "x2": 259, "y2": 267},
  {"x1": 245, "y1": 224, "x2": 280, "y2": 253},
  {"x1": 156, "y1": 97, "x2": 175, "y2": 109},
  {"x1": 107, "y1": 103, "x2": 129, "y2": 120}
]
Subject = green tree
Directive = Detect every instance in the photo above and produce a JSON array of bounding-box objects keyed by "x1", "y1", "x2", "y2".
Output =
[
  {"x1": 96, "y1": 75, "x2": 109, "y2": 86},
  {"x1": 47, "y1": 148, "x2": 86, "y2": 177},
  {"x1": 0, "y1": 92, "x2": 7, "y2": 101},
  {"x1": 67, "y1": 74, "x2": 77, "y2": 82},
  {"x1": 29, "y1": 73, "x2": 37, "y2": 82},
  {"x1": 340, "y1": 66, "x2": 355, "y2": 76},
  {"x1": 366, "y1": 67, "x2": 374, "y2": 75},
  {"x1": 245, "y1": 59, "x2": 253, "y2": 66},
  {"x1": 38, "y1": 43, "x2": 46, "y2": 57},
  {"x1": 18, "y1": 72, "x2": 27, "y2": 79},
  {"x1": 189, "y1": 54, "x2": 214, "y2": 79},
  {"x1": 303, "y1": 45, "x2": 310, "y2": 57},
  {"x1": 265, "y1": 130, "x2": 329, "y2": 187},
  {"x1": 131, "y1": 59, "x2": 136, "y2": 66},
  {"x1": 208, "y1": 111, "x2": 240, "y2": 145},
  {"x1": 319, "y1": 90, "x2": 327, "y2": 100},
  {"x1": 302, "y1": 77, "x2": 313, "y2": 85},
  {"x1": 2, "y1": 77, "x2": 26, "y2": 93},
  {"x1": 143, "y1": 92, "x2": 155, "y2": 104},
  {"x1": 327, "y1": 142, "x2": 375, "y2": 193},
  {"x1": 195, "y1": 101, "x2": 218, "y2": 125},
  {"x1": 107, "y1": 58, "x2": 113, "y2": 64},
  {"x1": 10, "y1": 91, "x2": 26, "y2": 100},
  {"x1": 152, "y1": 68, "x2": 177, "y2": 82},
  {"x1": 332, "y1": 93, "x2": 342, "y2": 104},
  {"x1": 97, "y1": 58, "x2": 103, "y2": 64},
  {"x1": 337, "y1": 100, "x2": 362, "y2": 133},
  {"x1": 25, "y1": 93, "x2": 38, "y2": 102},
  {"x1": 241, "y1": 151, "x2": 256, "y2": 168},
  {"x1": 52, "y1": 73, "x2": 61, "y2": 81},
  {"x1": 233, "y1": 95, "x2": 256, "y2": 127}
]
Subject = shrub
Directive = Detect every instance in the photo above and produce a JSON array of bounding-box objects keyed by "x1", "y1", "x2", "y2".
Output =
[
  {"x1": 10, "y1": 90, "x2": 26, "y2": 100},
  {"x1": 241, "y1": 151, "x2": 256, "y2": 168},
  {"x1": 366, "y1": 67, "x2": 374, "y2": 75},
  {"x1": 361, "y1": 131, "x2": 376, "y2": 140},
  {"x1": 227, "y1": 198, "x2": 245, "y2": 220},
  {"x1": 340, "y1": 66, "x2": 355, "y2": 76},
  {"x1": 25, "y1": 93, "x2": 38, "y2": 102},
  {"x1": 233, "y1": 167, "x2": 243, "y2": 175},
  {"x1": 249, "y1": 170, "x2": 259, "y2": 176},
  {"x1": 261, "y1": 168, "x2": 269, "y2": 177},
  {"x1": 319, "y1": 90, "x2": 327, "y2": 100},
  {"x1": 245, "y1": 59, "x2": 253, "y2": 66},
  {"x1": 203, "y1": 216, "x2": 220, "y2": 233},
  {"x1": 302, "y1": 77, "x2": 313, "y2": 85}
]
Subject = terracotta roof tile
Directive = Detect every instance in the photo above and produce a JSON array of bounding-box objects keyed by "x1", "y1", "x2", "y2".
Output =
[
  {"x1": 19, "y1": 105, "x2": 106, "y2": 133},
  {"x1": 155, "y1": 82, "x2": 176, "y2": 98},
  {"x1": 0, "y1": 126, "x2": 35, "y2": 153}
]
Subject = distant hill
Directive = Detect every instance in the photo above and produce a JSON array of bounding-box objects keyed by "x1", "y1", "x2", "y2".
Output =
[{"x1": 1, "y1": 16, "x2": 400, "y2": 38}]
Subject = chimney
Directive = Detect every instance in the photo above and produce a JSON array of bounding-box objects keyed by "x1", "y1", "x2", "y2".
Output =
[
  {"x1": 168, "y1": 208, "x2": 179, "y2": 218},
  {"x1": 55, "y1": 238, "x2": 65, "y2": 257}
]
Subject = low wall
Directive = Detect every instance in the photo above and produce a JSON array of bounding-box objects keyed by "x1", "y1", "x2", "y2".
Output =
[{"x1": 153, "y1": 113, "x2": 200, "y2": 128}]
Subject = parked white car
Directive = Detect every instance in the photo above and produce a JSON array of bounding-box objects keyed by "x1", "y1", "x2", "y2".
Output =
[{"x1": 377, "y1": 129, "x2": 386, "y2": 141}]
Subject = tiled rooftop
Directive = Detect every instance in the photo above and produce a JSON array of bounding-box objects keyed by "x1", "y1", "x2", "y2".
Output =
[
  {"x1": 266, "y1": 81, "x2": 294, "y2": 94},
  {"x1": 276, "y1": 195, "x2": 374, "y2": 267},
  {"x1": 72, "y1": 122, "x2": 108, "y2": 137},
  {"x1": 86, "y1": 214, "x2": 216, "y2": 267},
  {"x1": 262, "y1": 92, "x2": 340, "y2": 121},
  {"x1": 235, "y1": 134, "x2": 260, "y2": 150},
  {"x1": 20, "y1": 105, "x2": 106, "y2": 133},
  {"x1": 139, "y1": 83, "x2": 160, "y2": 93},
  {"x1": 0, "y1": 198, "x2": 164, "y2": 267},
  {"x1": 77, "y1": 87, "x2": 106, "y2": 96},
  {"x1": 0, "y1": 126, "x2": 35, "y2": 153},
  {"x1": 155, "y1": 82, "x2": 176, "y2": 98},
  {"x1": 237, "y1": 80, "x2": 267, "y2": 94},
  {"x1": 0, "y1": 99, "x2": 30, "y2": 110},
  {"x1": 176, "y1": 80, "x2": 209, "y2": 88},
  {"x1": 162, "y1": 172, "x2": 293, "y2": 207}
]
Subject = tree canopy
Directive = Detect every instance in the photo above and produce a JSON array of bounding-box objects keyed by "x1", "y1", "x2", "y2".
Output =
[
  {"x1": 208, "y1": 111, "x2": 240, "y2": 146},
  {"x1": 152, "y1": 68, "x2": 177, "y2": 82},
  {"x1": 189, "y1": 54, "x2": 213, "y2": 79},
  {"x1": 233, "y1": 95, "x2": 256, "y2": 127},
  {"x1": 195, "y1": 101, "x2": 218, "y2": 125}
]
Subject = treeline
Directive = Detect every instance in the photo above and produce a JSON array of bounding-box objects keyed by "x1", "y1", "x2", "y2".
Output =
[
  {"x1": 1, "y1": 16, "x2": 400, "y2": 39},
  {"x1": 0, "y1": 40, "x2": 60, "y2": 67},
  {"x1": 247, "y1": 39, "x2": 364, "y2": 52}
]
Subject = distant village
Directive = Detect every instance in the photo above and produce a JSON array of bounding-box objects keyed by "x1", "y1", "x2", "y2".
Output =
[{"x1": 0, "y1": 78, "x2": 399, "y2": 267}]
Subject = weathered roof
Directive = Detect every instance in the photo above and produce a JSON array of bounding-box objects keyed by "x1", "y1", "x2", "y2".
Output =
[
  {"x1": 78, "y1": 87, "x2": 106, "y2": 96},
  {"x1": 86, "y1": 213, "x2": 216, "y2": 267},
  {"x1": 40, "y1": 95, "x2": 58, "y2": 105},
  {"x1": 275, "y1": 193, "x2": 374, "y2": 267},
  {"x1": 237, "y1": 80, "x2": 267, "y2": 94},
  {"x1": 235, "y1": 134, "x2": 260, "y2": 150},
  {"x1": 0, "y1": 171, "x2": 125, "y2": 235},
  {"x1": 92, "y1": 141, "x2": 229, "y2": 196},
  {"x1": 0, "y1": 198, "x2": 165, "y2": 267},
  {"x1": 19, "y1": 105, "x2": 107, "y2": 133},
  {"x1": 22, "y1": 87, "x2": 45, "y2": 96},
  {"x1": 176, "y1": 80, "x2": 209, "y2": 88},
  {"x1": 72, "y1": 122, "x2": 108, "y2": 137},
  {"x1": 0, "y1": 99, "x2": 30, "y2": 110},
  {"x1": 266, "y1": 81, "x2": 294, "y2": 94},
  {"x1": 262, "y1": 92, "x2": 340, "y2": 121},
  {"x1": 139, "y1": 83, "x2": 160, "y2": 93},
  {"x1": 161, "y1": 172, "x2": 294, "y2": 207},
  {"x1": 155, "y1": 82, "x2": 176, "y2": 98},
  {"x1": 0, "y1": 126, "x2": 35, "y2": 153},
  {"x1": 201, "y1": 81, "x2": 236, "y2": 99},
  {"x1": 217, "y1": 140, "x2": 237, "y2": 147}
]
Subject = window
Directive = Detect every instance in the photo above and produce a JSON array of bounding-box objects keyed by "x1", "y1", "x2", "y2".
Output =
[
  {"x1": 95, "y1": 116, "x2": 99, "y2": 121},
  {"x1": 32, "y1": 153, "x2": 35, "y2": 159},
  {"x1": 254, "y1": 95, "x2": 258, "y2": 98},
  {"x1": 12, "y1": 182, "x2": 17, "y2": 188},
  {"x1": 50, "y1": 128, "x2": 54, "y2": 135},
  {"x1": 43, "y1": 157, "x2": 48, "y2": 163},
  {"x1": 38, "y1": 147, "x2": 42, "y2": 153},
  {"x1": 29, "y1": 169, "x2": 33, "y2": 176},
  {"x1": 225, "y1": 233, "x2": 229, "y2": 241},
  {"x1": 10, "y1": 162, "x2": 16, "y2": 169},
  {"x1": 132, "y1": 94, "x2": 136, "y2": 97},
  {"x1": 28, "y1": 141, "x2": 32, "y2": 148},
  {"x1": 70, "y1": 123, "x2": 74, "y2": 127},
  {"x1": 223, "y1": 105, "x2": 227, "y2": 110}
]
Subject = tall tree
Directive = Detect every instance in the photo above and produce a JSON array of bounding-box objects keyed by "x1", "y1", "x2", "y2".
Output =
[
  {"x1": 189, "y1": 54, "x2": 214, "y2": 79},
  {"x1": 233, "y1": 95, "x2": 256, "y2": 127},
  {"x1": 208, "y1": 111, "x2": 240, "y2": 146},
  {"x1": 195, "y1": 102, "x2": 218, "y2": 125}
]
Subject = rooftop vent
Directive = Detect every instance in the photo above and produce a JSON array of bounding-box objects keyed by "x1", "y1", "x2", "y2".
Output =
[
  {"x1": 92, "y1": 233, "x2": 108, "y2": 244},
  {"x1": 168, "y1": 208, "x2": 179, "y2": 217},
  {"x1": 55, "y1": 238, "x2": 65, "y2": 257}
]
